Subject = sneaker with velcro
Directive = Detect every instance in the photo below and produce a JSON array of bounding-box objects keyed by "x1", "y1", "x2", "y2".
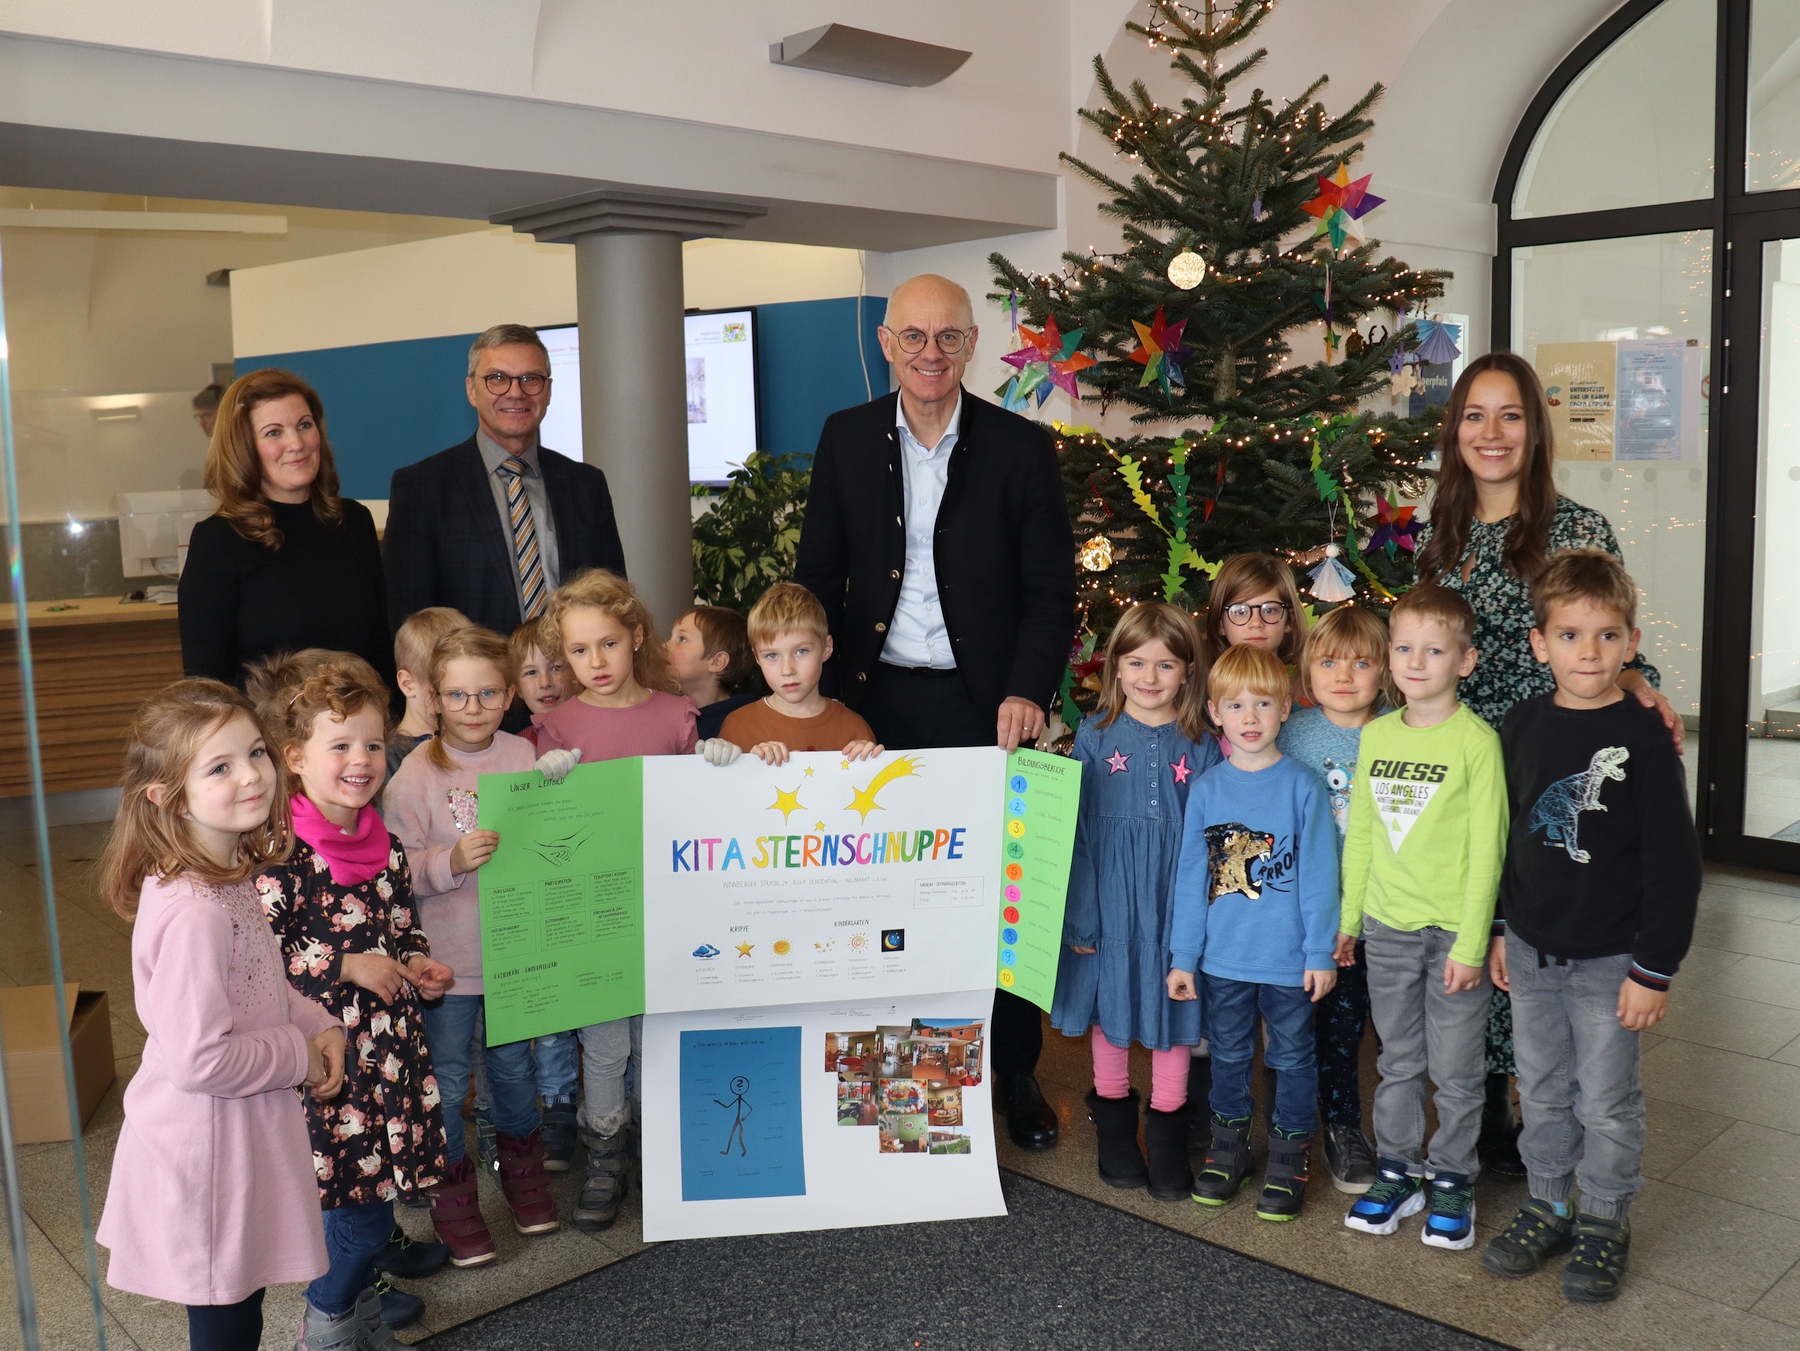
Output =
[
  {"x1": 1420, "y1": 1173, "x2": 1477, "y2": 1250},
  {"x1": 1482, "y1": 1199, "x2": 1575, "y2": 1278},
  {"x1": 1343, "y1": 1159, "x2": 1425, "y2": 1235}
]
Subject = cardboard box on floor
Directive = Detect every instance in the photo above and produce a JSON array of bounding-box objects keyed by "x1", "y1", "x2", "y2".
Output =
[{"x1": 0, "y1": 984, "x2": 115, "y2": 1143}]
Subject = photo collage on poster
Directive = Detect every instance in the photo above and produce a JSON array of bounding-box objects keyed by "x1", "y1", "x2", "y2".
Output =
[{"x1": 824, "y1": 1019, "x2": 984, "y2": 1155}]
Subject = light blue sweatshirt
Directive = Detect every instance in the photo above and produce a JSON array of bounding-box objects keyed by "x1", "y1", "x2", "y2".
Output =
[{"x1": 1169, "y1": 755, "x2": 1340, "y2": 986}]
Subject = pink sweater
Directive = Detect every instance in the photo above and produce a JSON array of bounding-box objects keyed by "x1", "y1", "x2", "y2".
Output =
[
  {"x1": 534, "y1": 688, "x2": 698, "y2": 760},
  {"x1": 97, "y1": 873, "x2": 340, "y2": 1306},
  {"x1": 385, "y1": 732, "x2": 539, "y2": 996}
]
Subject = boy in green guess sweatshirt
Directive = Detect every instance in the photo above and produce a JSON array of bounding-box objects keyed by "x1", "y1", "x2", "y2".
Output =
[{"x1": 1338, "y1": 584, "x2": 1508, "y2": 1252}]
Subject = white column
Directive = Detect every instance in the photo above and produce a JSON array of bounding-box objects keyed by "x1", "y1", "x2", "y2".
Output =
[{"x1": 493, "y1": 189, "x2": 766, "y2": 631}]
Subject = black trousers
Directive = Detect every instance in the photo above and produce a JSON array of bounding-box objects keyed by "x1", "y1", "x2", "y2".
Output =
[
  {"x1": 188, "y1": 1288, "x2": 264, "y2": 1351},
  {"x1": 859, "y1": 663, "x2": 1044, "y2": 1080}
]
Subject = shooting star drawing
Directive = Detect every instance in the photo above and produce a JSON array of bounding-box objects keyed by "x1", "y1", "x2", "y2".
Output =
[{"x1": 846, "y1": 755, "x2": 923, "y2": 822}]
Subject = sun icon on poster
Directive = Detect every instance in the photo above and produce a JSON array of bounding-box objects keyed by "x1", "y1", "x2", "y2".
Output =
[
  {"x1": 773, "y1": 940, "x2": 791, "y2": 955},
  {"x1": 848, "y1": 933, "x2": 869, "y2": 952}
]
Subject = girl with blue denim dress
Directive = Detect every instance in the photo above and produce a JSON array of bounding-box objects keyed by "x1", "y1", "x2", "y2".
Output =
[{"x1": 1051, "y1": 602, "x2": 1219, "y2": 1201}]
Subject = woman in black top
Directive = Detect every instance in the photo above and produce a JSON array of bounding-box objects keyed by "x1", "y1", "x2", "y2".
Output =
[{"x1": 178, "y1": 369, "x2": 392, "y2": 688}]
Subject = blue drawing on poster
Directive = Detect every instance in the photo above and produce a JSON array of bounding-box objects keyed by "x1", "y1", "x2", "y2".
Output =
[{"x1": 679, "y1": 1026, "x2": 806, "y2": 1202}]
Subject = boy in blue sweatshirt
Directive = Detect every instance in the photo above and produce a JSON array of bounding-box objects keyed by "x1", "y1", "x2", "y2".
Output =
[{"x1": 1168, "y1": 644, "x2": 1340, "y2": 1221}]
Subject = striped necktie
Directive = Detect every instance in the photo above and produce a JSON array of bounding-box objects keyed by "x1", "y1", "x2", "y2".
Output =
[{"x1": 497, "y1": 455, "x2": 547, "y2": 620}]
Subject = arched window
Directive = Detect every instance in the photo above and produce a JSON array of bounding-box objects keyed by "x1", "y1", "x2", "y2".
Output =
[{"x1": 1497, "y1": 0, "x2": 1800, "y2": 866}]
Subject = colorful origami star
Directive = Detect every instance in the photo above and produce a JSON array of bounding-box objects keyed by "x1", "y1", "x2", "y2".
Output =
[
  {"x1": 1364, "y1": 492, "x2": 1420, "y2": 557},
  {"x1": 1170, "y1": 754, "x2": 1192, "y2": 785},
  {"x1": 1105, "y1": 749, "x2": 1131, "y2": 775},
  {"x1": 996, "y1": 315, "x2": 1097, "y2": 410},
  {"x1": 1128, "y1": 307, "x2": 1192, "y2": 400},
  {"x1": 1303, "y1": 163, "x2": 1385, "y2": 252}
]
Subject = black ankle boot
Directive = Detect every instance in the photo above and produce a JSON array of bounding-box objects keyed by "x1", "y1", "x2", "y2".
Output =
[
  {"x1": 1087, "y1": 1089, "x2": 1148, "y2": 1190},
  {"x1": 1478, "y1": 1072, "x2": 1526, "y2": 1177},
  {"x1": 1144, "y1": 1103, "x2": 1193, "y2": 1202}
]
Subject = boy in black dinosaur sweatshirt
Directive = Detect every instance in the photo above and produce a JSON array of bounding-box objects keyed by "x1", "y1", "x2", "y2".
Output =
[{"x1": 1480, "y1": 549, "x2": 1699, "y2": 1305}]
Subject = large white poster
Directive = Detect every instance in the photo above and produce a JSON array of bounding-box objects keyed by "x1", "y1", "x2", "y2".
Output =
[
  {"x1": 640, "y1": 990, "x2": 1005, "y2": 1241},
  {"x1": 640, "y1": 748, "x2": 1004, "y2": 1013}
]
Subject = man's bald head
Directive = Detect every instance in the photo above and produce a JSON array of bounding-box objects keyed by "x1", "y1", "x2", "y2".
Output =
[{"x1": 885, "y1": 274, "x2": 974, "y2": 330}]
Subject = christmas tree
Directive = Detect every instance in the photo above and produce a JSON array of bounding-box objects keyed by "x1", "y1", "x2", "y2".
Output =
[{"x1": 989, "y1": 0, "x2": 1451, "y2": 718}]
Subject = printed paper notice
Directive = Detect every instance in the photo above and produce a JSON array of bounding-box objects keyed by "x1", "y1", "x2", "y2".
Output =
[
  {"x1": 1537, "y1": 342, "x2": 1616, "y2": 460},
  {"x1": 1616, "y1": 338, "x2": 1702, "y2": 461},
  {"x1": 476, "y1": 757, "x2": 645, "y2": 1044},
  {"x1": 996, "y1": 748, "x2": 1083, "y2": 1011}
]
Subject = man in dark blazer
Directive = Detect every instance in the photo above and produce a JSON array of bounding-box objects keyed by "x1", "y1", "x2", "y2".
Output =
[
  {"x1": 795, "y1": 274, "x2": 1076, "y2": 1151},
  {"x1": 385, "y1": 323, "x2": 627, "y2": 642}
]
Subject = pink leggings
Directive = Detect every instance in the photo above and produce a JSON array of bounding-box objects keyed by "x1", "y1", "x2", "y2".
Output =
[{"x1": 1091, "y1": 1028, "x2": 1190, "y2": 1112}]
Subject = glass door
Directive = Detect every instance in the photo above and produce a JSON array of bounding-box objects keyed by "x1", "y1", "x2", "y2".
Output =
[{"x1": 1709, "y1": 208, "x2": 1800, "y2": 863}]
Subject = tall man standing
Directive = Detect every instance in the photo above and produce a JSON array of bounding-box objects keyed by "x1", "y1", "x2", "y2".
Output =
[
  {"x1": 795, "y1": 274, "x2": 1076, "y2": 1150},
  {"x1": 385, "y1": 323, "x2": 627, "y2": 638}
]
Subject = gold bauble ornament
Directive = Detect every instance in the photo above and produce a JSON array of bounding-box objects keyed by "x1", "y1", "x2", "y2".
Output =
[
  {"x1": 1078, "y1": 534, "x2": 1115, "y2": 572},
  {"x1": 1166, "y1": 249, "x2": 1207, "y2": 290}
]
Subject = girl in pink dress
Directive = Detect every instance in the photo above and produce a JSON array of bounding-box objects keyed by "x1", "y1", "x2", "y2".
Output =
[{"x1": 96, "y1": 680, "x2": 346, "y2": 1351}]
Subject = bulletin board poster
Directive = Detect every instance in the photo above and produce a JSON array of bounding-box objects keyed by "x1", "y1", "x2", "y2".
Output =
[
  {"x1": 1616, "y1": 337, "x2": 1703, "y2": 461},
  {"x1": 475, "y1": 757, "x2": 645, "y2": 1045},
  {"x1": 638, "y1": 747, "x2": 1006, "y2": 1014},
  {"x1": 641, "y1": 989, "x2": 1006, "y2": 1241},
  {"x1": 997, "y1": 749, "x2": 1083, "y2": 1011},
  {"x1": 1537, "y1": 342, "x2": 1617, "y2": 460}
]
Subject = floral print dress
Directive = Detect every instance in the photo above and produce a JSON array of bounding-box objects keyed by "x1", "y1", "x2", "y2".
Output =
[
  {"x1": 257, "y1": 835, "x2": 447, "y2": 1208},
  {"x1": 1420, "y1": 494, "x2": 1660, "y2": 1075}
]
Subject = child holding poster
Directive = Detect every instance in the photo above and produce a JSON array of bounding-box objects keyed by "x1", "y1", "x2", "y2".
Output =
[
  {"x1": 387, "y1": 626, "x2": 558, "y2": 1264},
  {"x1": 1050, "y1": 602, "x2": 1218, "y2": 1202},
  {"x1": 532, "y1": 569, "x2": 699, "y2": 1231}
]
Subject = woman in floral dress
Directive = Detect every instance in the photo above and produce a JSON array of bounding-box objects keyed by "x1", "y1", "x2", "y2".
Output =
[{"x1": 1414, "y1": 351, "x2": 1680, "y2": 1172}]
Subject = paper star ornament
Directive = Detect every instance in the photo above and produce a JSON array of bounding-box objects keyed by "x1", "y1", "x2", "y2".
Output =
[
  {"x1": 996, "y1": 315, "x2": 1096, "y2": 410},
  {"x1": 1364, "y1": 493, "x2": 1420, "y2": 557},
  {"x1": 1128, "y1": 307, "x2": 1191, "y2": 400},
  {"x1": 1302, "y1": 163, "x2": 1385, "y2": 251}
]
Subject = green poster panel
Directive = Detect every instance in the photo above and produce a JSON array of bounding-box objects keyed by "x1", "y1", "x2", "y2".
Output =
[
  {"x1": 477, "y1": 757, "x2": 645, "y2": 1045},
  {"x1": 996, "y1": 748, "x2": 1082, "y2": 1011}
]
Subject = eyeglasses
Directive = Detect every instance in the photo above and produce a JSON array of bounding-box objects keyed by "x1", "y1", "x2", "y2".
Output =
[
  {"x1": 479, "y1": 372, "x2": 550, "y2": 396},
  {"x1": 1224, "y1": 601, "x2": 1291, "y2": 626},
  {"x1": 437, "y1": 687, "x2": 508, "y2": 711},
  {"x1": 883, "y1": 326, "x2": 970, "y2": 355}
]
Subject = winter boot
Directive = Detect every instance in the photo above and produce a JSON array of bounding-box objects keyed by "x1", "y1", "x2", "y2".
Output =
[
  {"x1": 1086, "y1": 1089, "x2": 1148, "y2": 1190},
  {"x1": 1255, "y1": 1127, "x2": 1313, "y2": 1222},
  {"x1": 1191, "y1": 1114, "x2": 1254, "y2": 1206},
  {"x1": 495, "y1": 1128, "x2": 560, "y2": 1235},
  {"x1": 294, "y1": 1301, "x2": 360, "y2": 1351},
  {"x1": 427, "y1": 1156, "x2": 495, "y2": 1267},
  {"x1": 1184, "y1": 1053, "x2": 1214, "y2": 1157},
  {"x1": 1144, "y1": 1102, "x2": 1194, "y2": 1202},
  {"x1": 1477, "y1": 1072, "x2": 1526, "y2": 1176},
  {"x1": 541, "y1": 1098, "x2": 578, "y2": 1173},
  {"x1": 372, "y1": 1224, "x2": 448, "y2": 1280},
  {"x1": 573, "y1": 1123, "x2": 629, "y2": 1232},
  {"x1": 350, "y1": 1284, "x2": 402, "y2": 1351}
]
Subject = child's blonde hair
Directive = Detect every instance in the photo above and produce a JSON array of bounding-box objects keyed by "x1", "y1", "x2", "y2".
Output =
[
  {"x1": 1389, "y1": 583, "x2": 1477, "y2": 651},
  {"x1": 426, "y1": 626, "x2": 514, "y2": 771},
  {"x1": 247, "y1": 649, "x2": 393, "y2": 789},
  {"x1": 540, "y1": 569, "x2": 680, "y2": 695},
  {"x1": 1201, "y1": 553, "x2": 1308, "y2": 667},
  {"x1": 747, "y1": 582, "x2": 829, "y2": 649},
  {"x1": 395, "y1": 606, "x2": 471, "y2": 682},
  {"x1": 97, "y1": 680, "x2": 291, "y2": 917},
  {"x1": 1092, "y1": 602, "x2": 1209, "y2": 741},
  {"x1": 1299, "y1": 604, "x2": 1394, "y2": 706},
  {"x1": 1206, "y1": 643, "x2": 1292, "y2": 704}
]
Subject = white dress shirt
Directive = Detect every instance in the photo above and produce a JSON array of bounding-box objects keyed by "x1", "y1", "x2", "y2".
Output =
[
  {"x1": 476, "y1": 429, "x2": 563, "y2": 616},
  {"x1": 881, "y1": 392, "x2": 960, "y2": 670}
]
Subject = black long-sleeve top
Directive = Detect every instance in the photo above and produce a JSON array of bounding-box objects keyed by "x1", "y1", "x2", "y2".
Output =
[
  {"x1": 178, "y1": 499, "x2": 393, "y2": 689},
  {"x1": 1497, "y1": 694, "x2": 1701, "y2": 990}
]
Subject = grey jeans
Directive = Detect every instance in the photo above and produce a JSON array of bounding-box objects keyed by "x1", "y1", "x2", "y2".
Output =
[
  {"x1": 1365, "y1": 917, "x2": 1492, "y2": 1178},
  {"x1": 577, "y1": 1014, "x2": 641, "y2": 1137},
  {"x1": 1506, "y1": 933, "x2": 1644, "y2": 1219}
]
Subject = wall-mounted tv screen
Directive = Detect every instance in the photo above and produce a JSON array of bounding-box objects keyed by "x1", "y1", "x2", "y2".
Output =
[{"x1": 536, "y1": 308, "x2": 759, "y2": 485}]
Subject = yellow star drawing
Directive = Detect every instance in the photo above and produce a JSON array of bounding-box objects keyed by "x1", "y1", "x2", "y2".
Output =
[
  {"x1": 735, "y1": 942, "x2": 754, "y2": 957},
  {"x1": 841, "y1": 759, "x2": 850, "y2": 770},
  {"x1": 846, "y1": 755, "x2": 922, "y2": 822},
  {"x1": 767, "y1": 785, "x2": 804, "y2": 821},
  {"x1": 803, "y1": 767, "x2": 814, "y2": 776},
  {"x1": 814, "y1": 821, "x2": 827, "y2": 831}
]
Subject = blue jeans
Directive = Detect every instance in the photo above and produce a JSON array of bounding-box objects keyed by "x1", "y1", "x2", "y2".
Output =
[
  {"x1": 306, "y1": 1201, "x2": 392, "y2": 1316},
  {"x1": 533, "y1": 1030, "x2": 580, "y2": 1103},
  {"x1": 421, "y1": 993, "x2": 540, "y2": 1165},
  {"x1": 1205, "y1": 975, "x2": 1318, "y2": 1136}
]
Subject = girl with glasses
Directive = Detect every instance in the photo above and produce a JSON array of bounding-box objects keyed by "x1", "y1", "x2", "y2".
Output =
[{"x1": 1201, "y1": 553, "x2": 1309, "y2": 708}]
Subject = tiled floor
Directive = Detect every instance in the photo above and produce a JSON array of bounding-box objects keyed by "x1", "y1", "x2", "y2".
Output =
[{"x1": 6, "y1": 822, "x2": 1800, "y2": 1349}]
